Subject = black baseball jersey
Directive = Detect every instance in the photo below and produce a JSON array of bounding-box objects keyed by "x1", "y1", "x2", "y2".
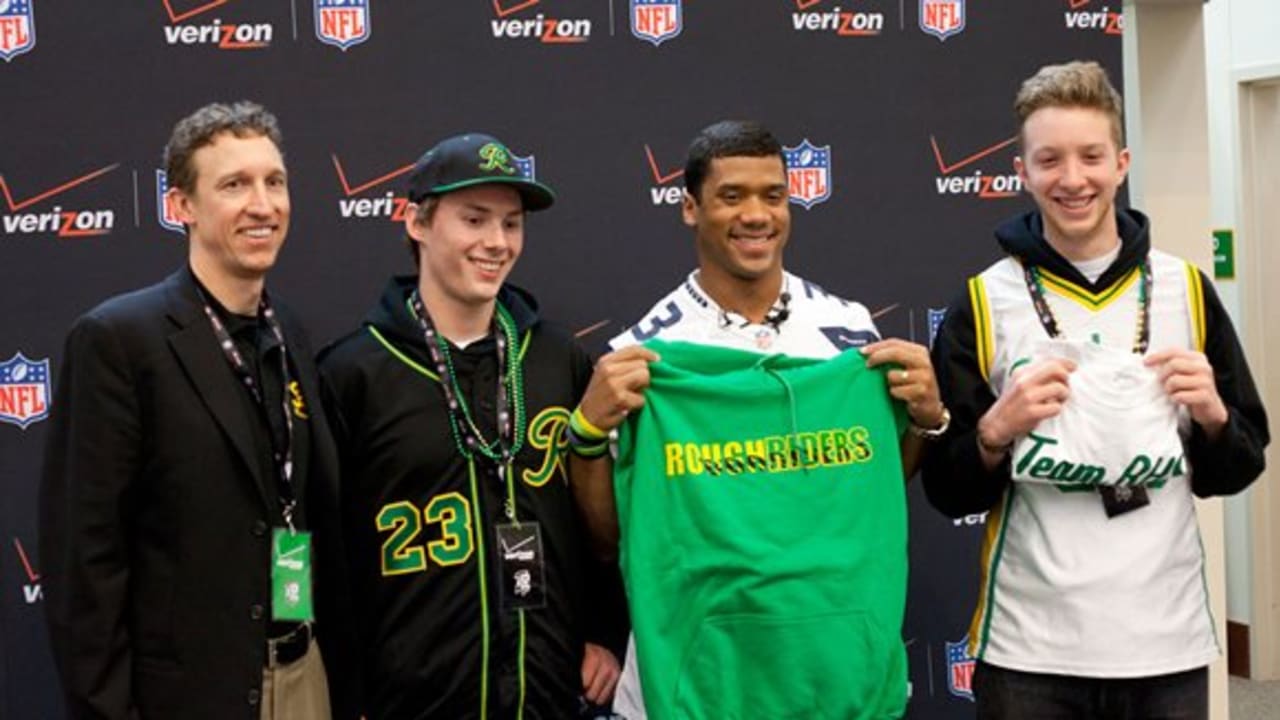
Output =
[{"x1": 319, "y1": 277, "x2": 615, "y2": 719}]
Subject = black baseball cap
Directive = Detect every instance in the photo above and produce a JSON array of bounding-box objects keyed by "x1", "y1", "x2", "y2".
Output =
[{"x1": 406, "y1": 133, "x2": 555, "y2": 211}]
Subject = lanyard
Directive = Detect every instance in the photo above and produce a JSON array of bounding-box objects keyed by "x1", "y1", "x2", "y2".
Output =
[
  {"x1": 197, "y1": 289, "x2": 297, "y2": 530},
  {"x1": 1022, "y1": 259, "x2": 1153, "y2": 354},
  {"x1": 408, "y1": 290, "x2": 527, "y2": 488}
]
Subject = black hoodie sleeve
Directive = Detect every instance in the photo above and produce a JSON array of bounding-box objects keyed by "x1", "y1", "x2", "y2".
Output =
[
  {"x1": 920, "y1": 285, "x2": 1012, "y2": 518},
  {"x1": 1184, "y1": 269, "x2": 1269, "y2": 497},
  {"x1": 568, "y1": 339, "x2": 631, "y2": 660},
  {"x1": 314, "y1": 349, "x2": 369, "y2": 719}
]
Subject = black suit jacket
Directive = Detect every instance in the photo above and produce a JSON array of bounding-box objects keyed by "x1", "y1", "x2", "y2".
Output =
[{"x1": 39, "y1": 268, "x2": 357, "y2": 720}]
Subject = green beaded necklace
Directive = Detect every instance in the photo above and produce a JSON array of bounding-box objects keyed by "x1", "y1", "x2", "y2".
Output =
[{"x1": 409, "y1": 290, "x2": 528, "y2": 467}]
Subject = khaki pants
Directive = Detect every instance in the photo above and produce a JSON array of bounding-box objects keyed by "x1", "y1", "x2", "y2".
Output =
[{"x1": 260, "y1": 639, "x2": 332, "y2": 720}]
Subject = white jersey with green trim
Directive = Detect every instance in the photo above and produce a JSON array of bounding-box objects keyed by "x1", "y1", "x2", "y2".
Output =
[
  {"x1": 966, "y1": 248, "x2": 1218, "y2": 677},
  {"x1": 1009, "y1": 338, "x2": 1187, "y2": 489},
  {"x1": 609, "y1": 269, "x2": 881, "y2": 719}
]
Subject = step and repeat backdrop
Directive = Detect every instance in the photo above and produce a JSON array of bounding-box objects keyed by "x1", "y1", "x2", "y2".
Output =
[{"x1": 1, "y1": 1, "x2": 1121, "y2": 717}]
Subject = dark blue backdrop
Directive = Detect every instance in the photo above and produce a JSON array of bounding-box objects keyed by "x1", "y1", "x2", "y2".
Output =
[{"x1": 0, "y1": 1, "x2": 1121, "y2": 717}]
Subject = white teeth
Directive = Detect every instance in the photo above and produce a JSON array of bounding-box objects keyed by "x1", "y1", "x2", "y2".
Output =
[
  {"x1": 242, "y1": 227, "x2": 273, "y2": 237},
  {"x1": 472, "y1": 258, "x2": 502, "y2": 271},
  {"x1": 1058, "y1": 197, "x2": 1091, "y2": 209}
]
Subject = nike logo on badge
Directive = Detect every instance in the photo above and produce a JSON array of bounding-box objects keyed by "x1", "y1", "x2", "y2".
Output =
[
  {"x1": 279, "y1": 544, "x2": 305, "y2": 559},
  {"x1": 501, "y1": 534, "x2": 536, "y2": 561},
  {"x1": 500, "y1": 535, "x2": 535, "y2": 554}
]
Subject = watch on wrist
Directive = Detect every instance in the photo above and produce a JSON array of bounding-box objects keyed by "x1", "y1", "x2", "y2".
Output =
[{"x1": 910, "y1": 406, "x2": 951, "y2": 440}]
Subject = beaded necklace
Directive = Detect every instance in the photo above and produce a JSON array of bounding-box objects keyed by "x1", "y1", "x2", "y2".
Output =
[
  {"x1": 1022, "y1": 258, "x2": 1152, "y2": 354},
  {"x1": 409, "y1": 290, "x2": 527, "y2": 484}
]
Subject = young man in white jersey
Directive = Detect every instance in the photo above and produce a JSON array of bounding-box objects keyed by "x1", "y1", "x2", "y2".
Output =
[
  {"x1": 565, "y1": 120, "x2": 949, "y2": 718},
  {"x1": 922, "y1": 62, "x2": 1269, "y2": 718}
]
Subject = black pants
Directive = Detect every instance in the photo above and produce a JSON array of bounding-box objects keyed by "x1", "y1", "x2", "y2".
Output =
[{"x1": 973, "y1": 661, "x2": 1208, "y2": 720}]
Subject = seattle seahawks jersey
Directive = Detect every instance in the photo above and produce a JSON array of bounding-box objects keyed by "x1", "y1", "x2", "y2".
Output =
[{"x1": 609, "y1": 270, "x2": 880, "y2": 355}]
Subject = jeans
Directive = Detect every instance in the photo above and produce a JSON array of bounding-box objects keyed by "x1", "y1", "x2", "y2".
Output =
[{"x1": 973, "y1": 661, "x2": 1208, "y2": 720}]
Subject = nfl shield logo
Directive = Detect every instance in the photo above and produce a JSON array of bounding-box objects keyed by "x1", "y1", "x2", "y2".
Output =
[
  {"x1": 156, "y1": 170, "x2": 184, "y2": 234},
  {"x1": 783, "y1": 139, "x2": 832, "y2": 209},
  {"x1": 920, "y1": 0, "x2": 965, "y2": 41},
  {"x1": 0, "y1": 0, "x2": 36, "y2": 62},
  {"x1": 928, "y1": 307, "x2": 947, "y2": 348},
  {"x1": 315, "y1": 0, "x2": 370, "y2": 51},
  {"x1": 631, "y1": 0, "x2": 682, "y2": 46},
  {"x1": 0, "y1": 352, "x2": 51, "y2": 430},
  {"x1": 946, "y1": 639, "x2": 976, "y2": 701},
  {"x1": 511, "y1": 153, "x2": 537, "y2": 181}
]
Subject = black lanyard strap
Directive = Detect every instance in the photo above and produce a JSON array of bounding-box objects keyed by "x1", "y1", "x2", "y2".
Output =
[
  {"x1": 408, "y1": 290, "x2": 527, "y2": 474},
  {"x1": 198, "y1": 288, "x2": 297, "y2": 529},
  {"x1": 1022, "y1": 258, "x2": 1152, "y2": 355}
]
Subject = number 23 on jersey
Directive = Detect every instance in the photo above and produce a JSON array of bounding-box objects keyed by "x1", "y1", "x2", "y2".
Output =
[{"x1": 376, "y1": 492, "x2": 475, "y2": 576}]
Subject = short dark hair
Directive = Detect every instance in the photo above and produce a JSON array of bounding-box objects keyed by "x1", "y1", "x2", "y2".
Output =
[
  {"x1": 405, "y1": 196, "x2": 440, "y2": 269},
  {"x1": 163, "y1": 101, "x2": 284, "y2": 194},
  {"x1": 683, "y1": 120, "x2": 784, "y2": 201}
]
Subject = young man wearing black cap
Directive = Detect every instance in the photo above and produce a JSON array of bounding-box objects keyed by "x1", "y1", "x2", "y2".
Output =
[{"x1": 318, "y1": 133, "x2": 623, "y2": 719}]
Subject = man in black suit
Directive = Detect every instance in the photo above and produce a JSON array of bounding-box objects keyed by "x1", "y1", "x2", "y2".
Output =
[{"x1": 39, "y1": 101, "x2": 353, "y2": 720}]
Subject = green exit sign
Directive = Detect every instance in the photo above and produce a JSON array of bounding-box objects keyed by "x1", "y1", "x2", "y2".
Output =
[{"x1": 1213, "y1": 229, "x2": 1235, "y2": 280}]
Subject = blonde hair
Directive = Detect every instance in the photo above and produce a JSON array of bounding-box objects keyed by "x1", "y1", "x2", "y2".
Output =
[{"x1": 1015, "y1": 61, "x2": 1124, "y2": 149}]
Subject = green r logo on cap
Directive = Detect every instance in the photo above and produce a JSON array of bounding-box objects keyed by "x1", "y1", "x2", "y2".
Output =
[{"x1": 478, "y1": 142, "x2": 517, "y2": 175}]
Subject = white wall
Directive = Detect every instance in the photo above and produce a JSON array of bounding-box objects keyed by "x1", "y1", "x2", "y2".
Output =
[
  {"x1": 1204, "y1": 0, "x2": 1280, "y2": 629},
  {"x1": 1223, "y1": 0, "x2": 1280, "y2": 70}
]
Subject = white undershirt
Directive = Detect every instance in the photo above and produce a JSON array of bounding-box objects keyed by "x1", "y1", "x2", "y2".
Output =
[{"x1": 1071, "y1": 242, "x2": 1122, "y2": 284}]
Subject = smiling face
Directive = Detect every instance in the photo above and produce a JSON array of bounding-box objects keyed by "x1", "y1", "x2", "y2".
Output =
[
  {"x1": 172, "y1": 131, "x2": 290, "y2": 288},
  {"x1": 408, "y1": 183, "x2": 524, "y2": 319},
  {"x1": 1016, "y1": 105, "x2": 1130, "y2": 261},
  {"x1": 684, "y1": 154, "x2": 790, "y2": 288}
]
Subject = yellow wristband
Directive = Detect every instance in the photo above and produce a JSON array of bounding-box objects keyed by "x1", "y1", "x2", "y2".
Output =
[{"x1": 570, "y1": 406, "x2": 609, "y2": 441}]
